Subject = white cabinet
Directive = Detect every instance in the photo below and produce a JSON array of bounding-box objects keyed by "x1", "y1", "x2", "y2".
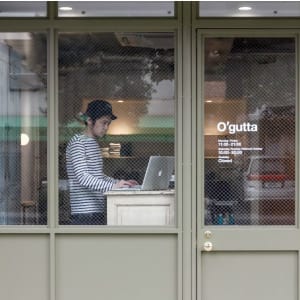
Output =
[{"x1": 106, "y1": 190, "x2": 175, "y2": 225}]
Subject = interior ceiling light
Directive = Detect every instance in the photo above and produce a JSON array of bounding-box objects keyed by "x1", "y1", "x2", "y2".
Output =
[
  {"x1": 238, "y1": 6, "x2": 252, "y2": 11},
  {"x1": 20, "y1": 133, "x2": 30, "y2": 146},
  {"x1": 59, "y1": 6, "x2": 73, "y2": 11}
]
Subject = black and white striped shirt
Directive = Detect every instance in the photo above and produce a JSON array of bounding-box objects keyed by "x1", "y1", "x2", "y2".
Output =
[{"x1": 66, "y1": 134, "x2": 115, "y2": 214}]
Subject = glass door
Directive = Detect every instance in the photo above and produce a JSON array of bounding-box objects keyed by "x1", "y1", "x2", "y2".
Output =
[{"x1": 197, "y1": 31, "x2": 299, "y2": 300}]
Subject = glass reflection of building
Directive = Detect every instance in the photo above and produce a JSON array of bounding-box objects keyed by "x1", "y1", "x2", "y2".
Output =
[
  {"x1": 0, "y1": 32, "x2": 47, "y2": 225},
  {"x1": 204, "y1": 38, "x2": 295, "y2": 225}
]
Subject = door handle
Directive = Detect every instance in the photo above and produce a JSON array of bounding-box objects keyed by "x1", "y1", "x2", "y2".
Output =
[{"x1": 203, "y1": 241, "x2": 213, "y2": 252}]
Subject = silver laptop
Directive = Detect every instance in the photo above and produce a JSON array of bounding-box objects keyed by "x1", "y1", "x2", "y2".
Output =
[{"x1": 114, "y1": 156, "x2": 175, "y2": 191}]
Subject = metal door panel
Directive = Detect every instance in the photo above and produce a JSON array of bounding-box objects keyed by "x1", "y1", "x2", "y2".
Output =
[{"x1": 201, "y1": 252, "x2": 297, "y2": 300}]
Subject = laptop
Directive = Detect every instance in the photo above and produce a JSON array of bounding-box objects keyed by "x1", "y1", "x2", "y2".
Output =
[{"x1": 114, "y1": 156, "x2": 175, "y2": 191}]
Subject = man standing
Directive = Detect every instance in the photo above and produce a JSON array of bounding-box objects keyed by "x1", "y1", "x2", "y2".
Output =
[{"x1": 66, "y1": 99, "x2": 137, "y2": 225}]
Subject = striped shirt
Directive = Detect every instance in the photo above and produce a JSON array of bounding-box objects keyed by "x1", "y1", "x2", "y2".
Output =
[{"x1": 66, "y1": 134, "x2": 116, "y2": 215}]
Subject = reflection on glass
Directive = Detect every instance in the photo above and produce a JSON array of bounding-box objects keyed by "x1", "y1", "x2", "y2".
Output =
[
  {"x1": 199, "y1": 1, "x2": 300, "y2": 17},
  {"x1": 0, "y1": 2, "x2": 47, "y2": 17},
  {"x1": 0, "y1": 32, "x2": 47, "y2": 225},
  {"x1": 204, "y1": 37, "x2": 295, "y2": 226},
  {"x1": 58, "y1": 32, "x2": 175, "y2": 225},
  {"x1": 58, "y1": 1, "x2": 174, "y2": 17}
]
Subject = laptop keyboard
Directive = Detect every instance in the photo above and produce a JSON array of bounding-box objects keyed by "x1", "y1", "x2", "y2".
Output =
[{"x1": 112, "y1": 185, "x2": 142, "y2": 191}]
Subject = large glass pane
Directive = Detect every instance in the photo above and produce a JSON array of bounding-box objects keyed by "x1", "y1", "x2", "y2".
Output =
[
  {"x1": 199, "y1": 1, "x2": 300, "y2": 18},
  {"x1": 0, "y1": 2, "x2": 47, "y2": 17},
  {"x1": 0, "y1": 32, "x2": 47, "y2": 225},
  {"x1": 58, "y1": 32, "x2": 175, "y2": 226},
  {"x1": 58, "y1": 1, "x2": 174, "y2": 17},
  {"x1": 203, "y1": 37, "x2": 295, "y2": 226}
]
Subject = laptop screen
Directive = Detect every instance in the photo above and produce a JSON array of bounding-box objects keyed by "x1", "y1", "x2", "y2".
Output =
[{"x1": 141, "y1": 156, "x2": 175, "y2": 190}]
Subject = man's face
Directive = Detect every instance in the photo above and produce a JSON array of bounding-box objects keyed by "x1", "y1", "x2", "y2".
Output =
[{"x1": 88, "y1": 115, "x2": 112, "y2": 138}]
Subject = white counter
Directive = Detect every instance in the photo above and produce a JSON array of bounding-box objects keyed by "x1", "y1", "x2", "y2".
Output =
[{"x1": 105, "y1": 190, "x2": 175, "y2": 225}]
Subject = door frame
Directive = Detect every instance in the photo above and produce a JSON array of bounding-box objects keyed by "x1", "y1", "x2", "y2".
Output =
[{"x1": 194, "y1": 27, "x2": 300, "y2": 300}]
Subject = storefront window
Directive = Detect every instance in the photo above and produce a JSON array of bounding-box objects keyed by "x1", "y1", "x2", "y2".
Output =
[
  {"x1": 58, "y1": 32, "x2": 175, "y2": 226},
  {"x1": 0, "y1": 2, "x2": 47, "y2": 17},
  {"x1": 203, "y1": 37, "x2": 295, "y2": 225},
  {"x1": 58, "y1": 2, "x2": 174, "y2": 17},
  {"x1": 199, "y1": 1, "x2": 300, "y2": 17},
  {"x1": 0, "y1": 32, "x2": 47, "y2": 225}
]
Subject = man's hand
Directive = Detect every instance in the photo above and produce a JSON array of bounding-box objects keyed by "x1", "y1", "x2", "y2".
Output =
[{"x1": 113, "y1": 179, "x2": 139, "y2": 189}]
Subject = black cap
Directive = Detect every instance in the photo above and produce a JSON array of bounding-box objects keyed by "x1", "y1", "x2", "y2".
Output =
[{"x1": 85, "y1": 100, "x2": 117, "y2": 121}]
